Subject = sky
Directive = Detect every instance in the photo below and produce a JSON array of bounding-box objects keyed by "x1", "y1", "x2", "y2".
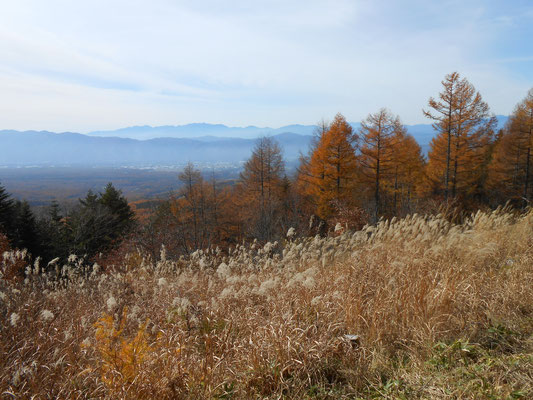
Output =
[{"x1": 0, "y1": 0, "x2": 532, "y2": 133}]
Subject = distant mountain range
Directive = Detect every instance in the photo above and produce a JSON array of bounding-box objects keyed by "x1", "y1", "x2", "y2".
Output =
[
  {"x1": 87, "y1": 123, "x2": 319, "y2": 140},
  {"x1": 0, "y1": 131, "x2": 315, "y2": 167},
  {"x1": 87, "y1": 116, "x2": 509, "y2": 141},
  {"x1": 0, "y1": 117, "x2": 508, "y2": 167}
]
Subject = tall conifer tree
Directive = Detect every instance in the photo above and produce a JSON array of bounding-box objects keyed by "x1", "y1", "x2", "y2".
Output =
[
  {"x1": 488, "y1": 89, "x2": 533, "y2": 204},
  {"x1": 299, "y1": 113, "x2": 358, "y2": 219},
  {"x1": 424, "y1": 72, "x2": 495, "y2": 201}
]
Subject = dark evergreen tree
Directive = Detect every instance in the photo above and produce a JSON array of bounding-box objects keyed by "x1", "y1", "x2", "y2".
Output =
[
  {"x1": 12, "y1": 200, "x2": 41, "y2": 256},
  {"x1": 80, "y1": 190, "x2": 99, "y2": 209},
  {"x1": 65, "y1": 183, "x2": 135, "y2": 260},
  {"x1": 37, "y1": 201, "x2": 68, "y2": 263},
  {"x1": 0, "y1": 183, "x2": 14, "y2": 235},
  {"x1": 99, "y1": 183, "x2": 135, "y2": 236},
  {"x1": 49, "y1": 200, "x2": 62, "y2": 223},
  {"x1": 66, "y1": 201, "x2": 117, "y2": 258}
]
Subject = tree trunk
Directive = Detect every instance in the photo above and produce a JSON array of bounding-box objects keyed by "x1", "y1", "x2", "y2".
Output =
[{"x1": 375, "y1": 136, "x2": 381, "y2": 222}]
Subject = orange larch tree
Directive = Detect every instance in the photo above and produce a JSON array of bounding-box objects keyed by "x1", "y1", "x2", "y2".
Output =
[
  {"x1": 238, "y1": 136, "x2": 286, "y2": 241},
  {"x1": 296, "y1": 120, "x2": 329, "y2": 210},
  {"x1": 423, "y1": 72, "x2": 460, "y2": 201},
  {"x1": 359, "y1": 108, "x2": 402, "y2": 221},
  {"x1": 386, "y1": 128, "x2": 426, "y2": 216},
  {"x1": 488, "y1": 89, "x2": 533, "y2": 204},
  {"x1": 298, "y1": 113, "x2": 358, "y2": 219},
  {"x1": 156, "y1": 162, "x2": 230, "y2": 255},
  {"x1": 424, "y1": 72, "x2": 495, "y2": 202}
]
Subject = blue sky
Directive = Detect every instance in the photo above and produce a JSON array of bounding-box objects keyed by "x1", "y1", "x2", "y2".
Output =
[{"x1": 0, "y1": 0, "x2": 531, "y2": 133}]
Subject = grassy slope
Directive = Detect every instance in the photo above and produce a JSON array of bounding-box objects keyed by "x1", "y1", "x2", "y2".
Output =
[{"x1": 1, "y1": 209, "x2": 532, "y2": 399}]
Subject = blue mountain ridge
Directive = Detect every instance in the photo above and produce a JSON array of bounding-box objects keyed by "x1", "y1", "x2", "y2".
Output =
[{"x1": 0, "y1": 116, "x2": 508, "y2": 167}]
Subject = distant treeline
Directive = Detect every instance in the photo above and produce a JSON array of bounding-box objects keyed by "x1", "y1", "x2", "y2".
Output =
[{"x1": 0, "y1": 72, "x2": 532, "y2": 268}]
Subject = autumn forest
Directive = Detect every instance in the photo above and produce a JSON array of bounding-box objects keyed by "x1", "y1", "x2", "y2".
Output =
[{"x1": 0, "y1": 72, "x2": 532, "y2": 267}]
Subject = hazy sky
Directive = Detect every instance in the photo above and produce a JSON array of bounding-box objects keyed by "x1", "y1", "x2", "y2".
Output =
[{"x1": 0, "y1": 0, "x2": 532, "y2": 132}]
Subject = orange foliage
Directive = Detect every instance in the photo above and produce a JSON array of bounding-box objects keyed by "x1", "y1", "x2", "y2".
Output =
[
  {"x1": 298, "y1": 113, "x2": 358, "y2": 219},
  {"x1": 385, "y1": 129, "x2": 425, "y2": 215},
  {"x1": 359, "y1": 109, "x2": 402, "y2": 220},
  {"x1": 93, "y1": 309, "x2": 158, "y2": 394},
  {"x1": 424, "y1": 72, "x2": 495, "y2": 200},
  {"x1": 488, "y1": 89, "x2": 533, "y2": 204},
  {"x1": 358, "y1": 109, "x2": 426, "y2": 219}
]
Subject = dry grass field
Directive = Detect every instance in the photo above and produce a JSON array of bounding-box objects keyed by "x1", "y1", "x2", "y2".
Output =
[{"x1": 1, "y1": 208, "x2": 532, "y2": 399}]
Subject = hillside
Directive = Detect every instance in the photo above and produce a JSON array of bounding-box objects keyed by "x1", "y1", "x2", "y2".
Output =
[{"x1": 1, "y1": 208, "x2": 532, "y2": 398}]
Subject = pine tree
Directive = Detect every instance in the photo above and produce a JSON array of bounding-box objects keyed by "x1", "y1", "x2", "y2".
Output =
[
  {"x1": 49, "y1": 200, "x2": 62, "y2": 223},
  {"x1": 37, "y1": 200, "x2": 68, "y2": 263},
  {"x1": 67, "y1": 200, "x2": 115, "y2": 259},
  {"x1": 80, "y1": 190, "x2": 99, "y2": 210},
  {"x1": 12, "y1": 200, "x2": 40, "y2": 256},
  {"x1": 99, "y1": 183, "x2": 135, "y2": 235},
  {"x1": 66, "y1": 184, "x2": 135, "y2": 259},
  {"x1": 0, "y1": 183, "x2": 14, "y2": 235}
]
